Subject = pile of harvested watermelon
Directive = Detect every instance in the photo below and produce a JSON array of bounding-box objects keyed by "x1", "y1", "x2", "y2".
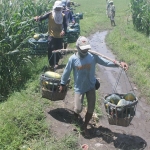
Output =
[{"x1": 104, "y1": 93, "x2": 138, "y2": 126}]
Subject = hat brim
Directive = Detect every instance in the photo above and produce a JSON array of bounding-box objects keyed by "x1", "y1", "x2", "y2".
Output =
[{"x1": 79, "y1": 45, "x2": 91, "y2": 50}]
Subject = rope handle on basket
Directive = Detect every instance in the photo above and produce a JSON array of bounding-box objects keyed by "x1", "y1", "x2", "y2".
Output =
[
  {"x1": 112, "y1": 68, "x2": 123, "y2": 93},
  {"x1": 112, "y1": 68, "x2": 136, "y2": 95},
  {"x1": 124, "y1": 71, "x2": 136, "y2": 95}
]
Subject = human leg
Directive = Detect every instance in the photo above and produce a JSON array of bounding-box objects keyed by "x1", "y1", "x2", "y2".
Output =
[
  {"x1": 54, "y1": 38, "x2": 63, "y2": 67},
  {"x1": 64, "y1": 42, "x2": 68, "y2": 49},
  {"x1": 82, "y1": 112, "x2": 93, "y2": 130},
  {"x1": 110, "y1": 15, "x2": 113, "y2": 26},
  {"x1": 110, "y1": 14, "x2": 116, "y2": 26},
  {"x1": 73, "y1": 93, "x2": 84, "y2": 121},
  {"x1": 113, "y1": 20, "x2": 116, "y2": 26},
  {"x1": 82, "y1": 89, "x2": 96, "y2": 136},
  {"x1": 48, "y1": 36, "x2": 55, "y2": 67},
  {"x1": 74, "y1": 93, "x2": 84, "y2": 114}
]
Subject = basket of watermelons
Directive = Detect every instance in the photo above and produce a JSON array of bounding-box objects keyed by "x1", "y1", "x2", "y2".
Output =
[
  {"x1": 104, "y1": 93, "x2": 138, "y2": 127},
  {"x1": 72, "y1": 13, "x2": 83, "y2": 24},
  {"x1": 63, "y1": 22, "x2": 80, "y2": 43},
  {"x1": 66, "y1": 28, "x2": 80, "y2": 43},
  {"x1": 40, "y1": 71, "x2": 70, "y2": 101},
  {"x1": 28, "y1": 33, "x2": 48, "y2": 55}
]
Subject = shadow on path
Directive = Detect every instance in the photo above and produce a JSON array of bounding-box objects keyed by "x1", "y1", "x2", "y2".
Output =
[
  {"x1": 48, "y1": 108, "x2": 147, "y2": 150},
  {"x1": 87, "y1": 125, "x2": 147, "y2": 150},
  {"x1": 48, "y1": 108, "x2": 75, "y2": 124}
]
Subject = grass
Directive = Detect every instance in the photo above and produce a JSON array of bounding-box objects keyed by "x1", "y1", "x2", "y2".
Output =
[
  {"x1": 106, "y1": 10, "x2": 150, "y2": 101},
  {"x1": 1, "y1": 0, "x2": 150, "y2": 149}
]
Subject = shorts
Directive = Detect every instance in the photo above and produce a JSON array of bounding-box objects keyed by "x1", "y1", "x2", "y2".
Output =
[{"x1": 74, "y1": 88, "x2": 96, "y2": 114}]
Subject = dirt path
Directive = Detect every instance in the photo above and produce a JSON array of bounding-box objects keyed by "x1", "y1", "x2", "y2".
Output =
[{"x1": 45, "y1": 31, "x2": 150, "y2": 150}]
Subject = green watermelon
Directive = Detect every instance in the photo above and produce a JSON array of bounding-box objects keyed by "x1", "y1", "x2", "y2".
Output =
[
  {"x1": 117, "y1": 99, "x2": 134, "y2": 106},
  {"x1": 124, "y1": 93, "x2": 136, "y2": 101},
  {"x1": 105, "y1": 94, "x2": 121, "y2": 105},
  {"x1": 117, "y1": 99, "x2": 133, "y2": 112}
]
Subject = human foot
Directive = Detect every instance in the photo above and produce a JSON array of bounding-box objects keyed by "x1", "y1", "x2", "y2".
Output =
[
  {"x1": 80, "y1": 125, "x2": 90, "y2": 138},
  {"x1": 83, "y1": 129, "x2": 90, "y2": 138}
]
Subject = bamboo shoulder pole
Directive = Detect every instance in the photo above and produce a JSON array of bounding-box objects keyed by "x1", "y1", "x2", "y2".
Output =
[{"x1": 52, "y1": 49, "x2": 121, "y2": 67}]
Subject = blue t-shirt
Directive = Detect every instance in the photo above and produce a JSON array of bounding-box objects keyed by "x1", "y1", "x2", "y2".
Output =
[{"x1": 61, "y1": 52, "x2": 117, "y2": 94}]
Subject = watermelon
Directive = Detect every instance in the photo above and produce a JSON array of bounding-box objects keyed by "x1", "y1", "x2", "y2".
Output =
[
  {"x1": 117, "y1": 99, "x2": 133, "y2": 112},
  {"x1": 105, "y1": 94, "x2": 121, "y2": 105},
  {"x1": 44, "y1": 71, "x2": 61, "y2": 79},
  {"x1": 33, "y1": 34, "x2": 40, "y2": 40},
  {"x1": 123, "y1": 93, "x2": 136, "y2": 101}
]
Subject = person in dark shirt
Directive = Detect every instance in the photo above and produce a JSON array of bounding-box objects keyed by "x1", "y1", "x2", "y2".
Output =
[
  {"x1": 62, "y1": 0, "x2": 75, "y2": 49},
  {"x1": 34, "y1": 1, "x2": 67, "y2": 69}
]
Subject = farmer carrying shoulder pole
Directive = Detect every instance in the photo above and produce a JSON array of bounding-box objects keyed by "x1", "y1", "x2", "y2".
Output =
[
  {"x1": 109, "y1": 0, "x2": 116, "y2": 26},
  {"x1": 59, "y1": 36, "x2": 128, "y2": 137},
  {"x1": 34, "y1": 1, "x2": 67, "y2": 69}
]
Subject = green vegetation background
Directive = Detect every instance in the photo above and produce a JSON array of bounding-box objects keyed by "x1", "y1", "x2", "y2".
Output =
[{"x1": 1, "y1": 0, "x2": 150, "y2": 149}]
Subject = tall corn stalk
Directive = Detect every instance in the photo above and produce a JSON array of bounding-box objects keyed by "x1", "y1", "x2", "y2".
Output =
[
  {"x1": 0, "y1": 0, "x2": 53, "y2": 100},
  {"x1": 130, "y1": 0, "x2": 150, "y2": 36}
]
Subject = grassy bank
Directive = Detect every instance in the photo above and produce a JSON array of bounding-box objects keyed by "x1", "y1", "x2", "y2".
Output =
[
  {"x1": 1, "y1": 0, "x2": 150, "y2": 149},
  {"x1": 105, "y1": 0, "x2": 150, "y2": 100}
]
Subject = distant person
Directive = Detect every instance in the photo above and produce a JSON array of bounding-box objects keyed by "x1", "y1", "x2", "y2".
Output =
[
  {"x1": 62, "y1": 0, "x2": 75, "y2": 25},
  {"x1": 34, "y1": 1, "x2": 67, "y2": 69},
  {"x1": 59, "y1": 36, "x2": 128, "y2": 137},
  {"x1": 109, "y1": 1, "x2": 116, "y2": 26},
  {"x1": 62, "y1": 0, "x2": 75, "y2": 49},
  {"x1": 106, "y1": 0, "x2": 110, "y2": 17}
]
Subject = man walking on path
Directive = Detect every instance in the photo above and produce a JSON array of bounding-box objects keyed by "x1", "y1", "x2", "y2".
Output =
[{"x1": 59, "y1": 36, "x2": 128, "y2": 137}]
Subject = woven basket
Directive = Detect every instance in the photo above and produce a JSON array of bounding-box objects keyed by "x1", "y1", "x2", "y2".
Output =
[
  {"x1": 104, "y1": 93, "x2": 138, "y2": 127},
  {"x1": 40, "y1": 74, "x2": 70, "y2": 101},
  {"x1": 41, "y1": 86, "x2": 68, "y2": 101},
  {"x1": 28, "y1": 38, "x2": 48, "y2": 55},
  {"x1": 107, "y1": 115, "x2": 134, "y2": 127}
]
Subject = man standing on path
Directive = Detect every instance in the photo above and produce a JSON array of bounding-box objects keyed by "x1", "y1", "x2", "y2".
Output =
[
  {"x1": 59, "y1": 36, "x2": 128, "y2": 137},
  {"x1": 106, "y1": 0, "x2": 110, "y2": 17},
  {"x1": 34, "y1": 1, "x2": 67, "y2": 69},
  {"x1": 109, "y1": 1, "x2": 116, "y2": 26}
]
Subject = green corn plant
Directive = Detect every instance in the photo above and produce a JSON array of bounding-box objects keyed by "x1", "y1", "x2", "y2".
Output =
[
  {"x1": 0, "y1": 0, "x2": 53, "y2": 100},
  {"x1": 130, "y1": 0, "x2": 150, "y2": 36}
]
